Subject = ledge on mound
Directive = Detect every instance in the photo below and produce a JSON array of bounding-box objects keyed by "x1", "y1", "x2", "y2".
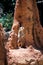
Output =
[{"x1": 7, "y1": 46, "x2": 43, "y2": 65}]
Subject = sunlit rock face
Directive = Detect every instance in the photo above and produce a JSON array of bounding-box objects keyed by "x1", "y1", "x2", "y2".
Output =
[
  {"x1": 7, "y1": 46, "x2": 43, "y2": 65},
  {"x1": 5, "y1": 0, "x2": 43, "y2": 65},
  {"x1": 5, "y1": 0, "x2": 43, "y2": 50}
]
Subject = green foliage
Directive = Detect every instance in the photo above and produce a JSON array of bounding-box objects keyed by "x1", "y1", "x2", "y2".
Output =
[
  {"x1": 0, "y1": 13, "x2": 13, "y2": 31},
  {"x1": 0, "y1": 0, "x2": 15, "y2": 31}
]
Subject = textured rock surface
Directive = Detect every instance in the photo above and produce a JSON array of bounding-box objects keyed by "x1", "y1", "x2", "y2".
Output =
[
  {"x1": 7, "y1": 46, "x2": 43, "y2": 65},
  {"x1": 5, "y1": 0, "x2": 43, "y2": 50},
  {"x1": 5, "y1": 0, "x2": 43, "y2": 65},
  {"x1": 0, "y1": 23, "x2": 6, "y2": 65}
]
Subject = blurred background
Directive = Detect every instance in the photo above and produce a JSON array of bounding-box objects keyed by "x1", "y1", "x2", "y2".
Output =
[
  {"x1": 0, "y1": 0, "x2": 43, "y2": 32},
  {"x1": 0, "y1": 0, "x2": 16, "y2": 31}
]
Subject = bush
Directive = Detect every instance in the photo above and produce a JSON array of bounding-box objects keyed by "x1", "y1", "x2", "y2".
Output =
[{"x1": 0, "y1": 13, "x2": 13, "y2": 31}]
